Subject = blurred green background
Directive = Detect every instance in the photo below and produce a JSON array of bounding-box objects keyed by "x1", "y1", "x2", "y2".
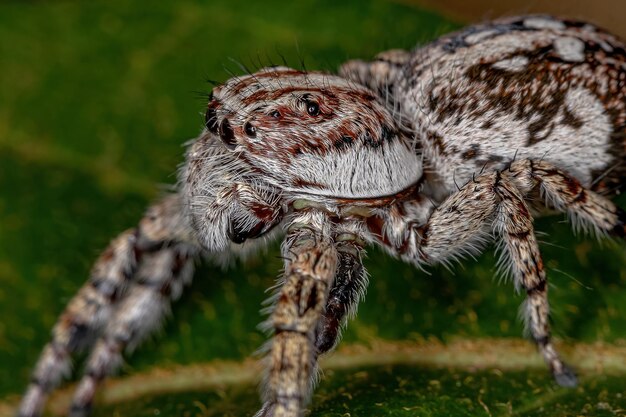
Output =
[{"x1": 0, "y1": 1, "x2": 625, "y2": 416}]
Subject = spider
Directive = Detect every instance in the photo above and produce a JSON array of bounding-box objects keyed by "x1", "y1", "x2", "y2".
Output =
[{"x1": 19, "y1": 14, "x2": 626, "y2": 417}]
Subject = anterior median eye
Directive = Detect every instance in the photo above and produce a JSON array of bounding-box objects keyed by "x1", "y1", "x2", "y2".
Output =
[{"x1": 306, "y1": 100, "x2": 320, "y2": 117}]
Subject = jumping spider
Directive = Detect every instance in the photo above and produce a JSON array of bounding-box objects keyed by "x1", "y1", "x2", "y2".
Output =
[{"x1": 19, "y1": 15, "x2": 626, "y2": 417}]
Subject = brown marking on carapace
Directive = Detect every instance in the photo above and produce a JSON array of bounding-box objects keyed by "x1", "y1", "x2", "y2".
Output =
[
  {"x1": 240, "y1": 86, "x2": 341, "y2": 107},
  {"x1": 292, "y1": 178, "x2": 327, "y2": 191},
  {"x1": 345, "y1": 88, "x2": 377, "y2": 103},
  {"x1": 333, "y1": 136, "x2": 354, "y2": 149},
  {"x1": 331, "y1": 178, "x2": 424, "y2": 208},
  {"x1": 243, "y1": 109, "x2": 399, "y2": 164}
]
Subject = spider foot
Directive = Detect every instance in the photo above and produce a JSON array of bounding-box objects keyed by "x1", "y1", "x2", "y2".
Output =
[
  {"x1": 68, "y1": 403, "x2": 92, "y2": 417},
  {"x1": 553, "y1": 363, "x2": 578, "y2": 388},
  {"x1": 254, "y1": 402, "x2": 300, "y2": 417}
]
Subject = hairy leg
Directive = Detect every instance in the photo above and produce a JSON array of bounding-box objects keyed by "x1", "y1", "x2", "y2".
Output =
[
  {"x1": 257, "y1": 233, "x2": 366, "y2": 417},
  {"x1": 18, "y1": 231, "x2": 136, "y2": 417},
  {"x1": 68, "y1": 243, "x2": 196, "y2": 416},
  {"x1": 256, "y1": 213, "x2": 339, "y2": 417},
  {"x1": 507, "y1": 159, "x2": 626, "y2": 236},
  {"x1": 339, "y1": 49, "x2": 411, "y2": 98},
  {"x1": 384, "y1": 165, "x2": 576, "y2": 386},
  {"x1": 18, "y1": 194, "x2": 200, "y2": 417},
  {"x1": 315, "y1": 239, "x2": 367, "y2": 356}
]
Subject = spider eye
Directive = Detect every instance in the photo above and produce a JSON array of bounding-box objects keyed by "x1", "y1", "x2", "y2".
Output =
[
  {"x1": 270, "y1": 110, "x2": 281, "y2": 118},
  {"x1": 244, "y1": 122, "x2": 256, "y2": 138},
  {"x1": 219, "y1": 118, "x2": 236, "y2": 150},
  {"x1": 306, "y1": 101, "x2": 320, "y2": 117},
  {"x1": 205, "y1": 107, "x2": 219, "y2": 134}
]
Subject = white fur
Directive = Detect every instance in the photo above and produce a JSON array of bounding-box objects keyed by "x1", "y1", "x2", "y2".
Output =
[
  {"x1": 554, "y1": 37, "x2": 585, "y2": 62},
  {"x1": 492, "y1": 55, "x2": 529, "y2": 72}
]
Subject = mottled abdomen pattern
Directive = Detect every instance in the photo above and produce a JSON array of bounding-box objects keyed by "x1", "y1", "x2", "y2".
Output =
[{"x1": 398, "y1": 15, "x2": 626, "y2": 196}]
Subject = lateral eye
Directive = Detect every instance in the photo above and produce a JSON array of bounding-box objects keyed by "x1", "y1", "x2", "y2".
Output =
[
  {"x1": 219, "y1": 118, "x2": 236, "y2": 150},
  {"x1": 306, "y1": 100, "x2": 320, "y2": 117},
  {"x1": 205, "y1": 107, "x2": 219, "y2": 133},
  {"x1": 270, "y1": 110, "x2": 281, "y2": 118},
  {"x1": 244, "y1": 122, "x2": 257, "y2": 138}
]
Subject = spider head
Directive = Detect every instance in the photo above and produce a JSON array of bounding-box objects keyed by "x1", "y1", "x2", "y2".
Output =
[{"x1": 205, "y1": 67, "x2": 422, "y2": 202}]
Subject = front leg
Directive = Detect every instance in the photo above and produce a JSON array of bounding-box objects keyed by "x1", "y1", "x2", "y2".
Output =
[
  {"x1": 373, "y1": 167, "x2": 576, "y2": 386},
  {"x1": 256, "y1": 212, "x2": 339, "y2": 417},
  {"x1": 315, "y1": 239, "x2": 367, "y2": 356},
  {"x1": 18, "y1": 194, "x2": 201, "y2": 417}
]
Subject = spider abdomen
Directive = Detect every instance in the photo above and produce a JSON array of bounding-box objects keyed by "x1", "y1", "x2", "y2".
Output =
[{"x1": 398, "y1": 15, "x2": 626, "y2": 196}]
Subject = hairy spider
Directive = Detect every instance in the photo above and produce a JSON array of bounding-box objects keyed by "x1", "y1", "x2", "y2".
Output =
[{"x1": 19, "y1": 14, "x2": 626, "y2": 417}]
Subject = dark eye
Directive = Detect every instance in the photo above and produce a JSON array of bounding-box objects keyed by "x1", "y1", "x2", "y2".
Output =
[
  {"x1": 205, "y1": 107, "x2": 219, "y2": 134},
  {"x1": 219, "y1": 118, "x2": 236, "y2": 150},
  {"x1": 244, "y1": 122, "x2": 256, "y2": 138},
  {"x1": 306, "y1": 101, "x2": 320, "y2": 117},
  {"x1": 270, "y1": 110, "x2": 281, "y2": 118}
]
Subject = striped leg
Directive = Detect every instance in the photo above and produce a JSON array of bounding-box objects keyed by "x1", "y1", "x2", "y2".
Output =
[
  {"x1": 509, "y1": 159, "x2": 625, "y2": 236},
  {"x1": 256, "y1": 215, "x2": 339, "y2": 417},
  {"x1": 18, "y1": 231, "x2": 136, "y2": 417},
  {"x1": 68, "y1": 242, "x2": 196, "y2": 416},
  {"x1": 402, "y1": 167, "x2": 575, "y2": 386},
  {"x1": 491, "y1": 172, "x2": 577, "y2": 387},
  {"x1": 18, "y1": 194, "x2": 199, "y2": 417},
  {"x1": 315, "y1": 240, "x2": 367, "y2": 356}
]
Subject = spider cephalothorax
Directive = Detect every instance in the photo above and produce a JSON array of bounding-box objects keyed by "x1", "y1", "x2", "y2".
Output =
[
  {"x1": 205, "y1": 67, "x2": 422, "y2": 199},
  {"x1": 19, "y1": 15, "x2": 626, "y2": 417},
  {"x1": 183, "y1": 67, "x2": 422, "y2": 251}
]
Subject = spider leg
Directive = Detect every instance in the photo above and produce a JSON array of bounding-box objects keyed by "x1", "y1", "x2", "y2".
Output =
[
  {"x1": 396, "y1": 166, "x2": 576, "y2": 386},
  {"x1": 256, "y1": 212, "x2": 339, "y2": 417},
  {"x1": 18, "y1": 194, "x2": 200, "y2": 417},
  {"x1": 507, "y1": 159, "x2": 625, "y2": 237},
  {"x1": 68, "y1": 243, "x2": 196, "y2": 416},
  {"x1": 315, "y1": 240, "x2": 367, "y2": 356},
  {"x1": 339, "y1": 49, "x2": 410, "y2": 98},
  {"x1": 18, "y1": 231, "x2": 136, "y2": 417}
]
